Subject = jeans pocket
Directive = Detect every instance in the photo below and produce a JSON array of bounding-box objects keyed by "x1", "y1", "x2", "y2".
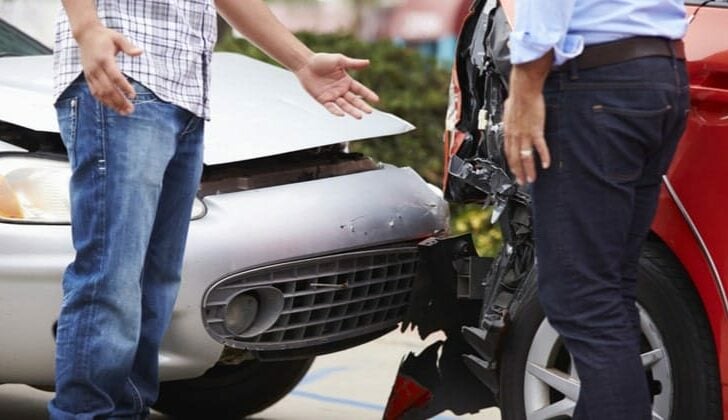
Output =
[
  {"x1": 592, "y1": 103, "x2": 672, "y2": 182},
  {"x1": 55, "y1": 96, "x2": 79, "y2": 168},
  {"x1": 130, "y1": 91, "x2": 159, "y2": 106},
  {"x1": 127, "y1": 79, "x2": 160, "y2": 106}
]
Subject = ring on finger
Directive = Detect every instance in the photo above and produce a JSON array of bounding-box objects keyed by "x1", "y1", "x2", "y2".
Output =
[{"x1": 519, "y1": 149, "x2": 533, "y2": 158}]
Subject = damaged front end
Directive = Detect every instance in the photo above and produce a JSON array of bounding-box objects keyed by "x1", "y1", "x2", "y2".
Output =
[
  {"x1": 384, "y1": 0, "x2": 537, "y2": 418},
  {"x1": 0, "y1": 48, "x2": 451, "y2": 382},
  {"x1": 384, "y1": 204, "x2": 535, "y2": 419}
]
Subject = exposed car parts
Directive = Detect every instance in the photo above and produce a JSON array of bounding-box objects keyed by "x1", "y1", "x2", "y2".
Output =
[
  {"x1": 386, "y1": 236, "x2": 495, "y2": 419},
  {"x1": 462, "y1": 202, "x2": 535, "y2": 396},
  {"x1": 385, "y1": 1, "x2": 538, "y2": 417}
]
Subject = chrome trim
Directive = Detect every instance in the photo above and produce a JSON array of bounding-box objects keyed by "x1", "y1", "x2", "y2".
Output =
[{"x1": 662, "y1": 175, "x2": 728, "y2": 317}]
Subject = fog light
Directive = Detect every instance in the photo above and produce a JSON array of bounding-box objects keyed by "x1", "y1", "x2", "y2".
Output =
[
  {"x1": 224, "y1": 293, "x2": 259, "y2": 336},
  {"x1": 221, "y1": 287, "x2": 285, "y2": 338}
]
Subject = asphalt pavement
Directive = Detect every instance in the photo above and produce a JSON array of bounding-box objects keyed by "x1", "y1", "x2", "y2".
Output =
[{"x1": 0, "y1": 330, "x2": 501, "y2": 419}]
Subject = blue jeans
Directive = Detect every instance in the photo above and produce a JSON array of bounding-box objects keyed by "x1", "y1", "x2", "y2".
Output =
[
  {"x1": 533, "y1": 55, "x2": 689, "y2": 419},
  {"x1": 49, "y1": 78, "x2": 204, "y2": 419}
]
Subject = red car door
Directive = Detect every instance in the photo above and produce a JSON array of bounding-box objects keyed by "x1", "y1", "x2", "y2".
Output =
[{"x1": 651, "y1": 3, "x2": 728, "y2": 417}]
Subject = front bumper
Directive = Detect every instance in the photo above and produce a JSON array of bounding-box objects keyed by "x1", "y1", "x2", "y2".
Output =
[{"x1": 0, "y1": 166, "x2": 448, "y2": 384}]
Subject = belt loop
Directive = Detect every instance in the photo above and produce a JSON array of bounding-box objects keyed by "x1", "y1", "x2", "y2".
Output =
[
  {"x1": 667, "y1": 39, "x2": 680, "y2": 86},
  {"x1": 665, "y1": 39, "x2": 678, "y2": 66},
  {"x1": 568, "y1": 59, "x2": 579, "y2": 81}
]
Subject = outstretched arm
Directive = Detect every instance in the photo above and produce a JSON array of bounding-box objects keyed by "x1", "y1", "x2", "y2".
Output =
[{"x1": 215, "y1": 0, "x2": 379, "y2": 118}]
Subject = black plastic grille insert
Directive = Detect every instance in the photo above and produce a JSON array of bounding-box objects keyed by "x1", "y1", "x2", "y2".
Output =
[{"x1": 202, "y1": 247, "x2": 419, "y2": 351}]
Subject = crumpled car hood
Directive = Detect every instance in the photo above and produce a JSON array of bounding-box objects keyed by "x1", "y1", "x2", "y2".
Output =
[{"x1": 0, "y1": 53, "x2": 414, "y2": 164}]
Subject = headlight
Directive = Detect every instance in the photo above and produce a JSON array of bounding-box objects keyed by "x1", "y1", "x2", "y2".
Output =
[
  {"x1": 191, "y1": 194, "x2": 207, "y2": 220},
  {"x1": 0, "y1": 156, "x2": 207, "y2": 224}
]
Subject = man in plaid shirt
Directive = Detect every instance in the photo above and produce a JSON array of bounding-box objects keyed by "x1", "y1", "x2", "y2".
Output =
[{"x1": 51, "y1": 1, "x2": 378, "y2": 418}]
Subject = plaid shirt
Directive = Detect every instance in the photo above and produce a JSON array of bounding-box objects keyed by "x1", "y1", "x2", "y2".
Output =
[{"x1": 54, "y1": 0, "x2": 218, "y2": 119}]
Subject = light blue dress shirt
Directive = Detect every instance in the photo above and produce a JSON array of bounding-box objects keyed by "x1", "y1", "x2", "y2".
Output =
[{"x1": 509, "y1": 0, "x2": 689, "y2": 65}]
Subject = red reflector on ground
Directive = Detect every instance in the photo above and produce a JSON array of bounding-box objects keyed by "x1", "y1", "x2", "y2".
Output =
[{"x1": 382, "y1": 374, "x2": 433, "y2": 420}]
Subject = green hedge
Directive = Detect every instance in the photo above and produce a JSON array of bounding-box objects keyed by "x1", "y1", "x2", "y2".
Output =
[{"x1": 217, "y1": 33, "x2": 501, "y2": 256}]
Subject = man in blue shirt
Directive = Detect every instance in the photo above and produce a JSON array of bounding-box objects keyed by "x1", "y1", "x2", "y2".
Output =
[{"x1": 503, "y1": 1, "x2": 689, "y2": 418}]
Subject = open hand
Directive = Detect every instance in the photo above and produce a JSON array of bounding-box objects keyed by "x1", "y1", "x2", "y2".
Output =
[
  {"x1": 294, "y1": 53, "x2": 379, "y2": 119},
  {"x1": 76, "y1": 24, "x2": 143, "y2": 115}
]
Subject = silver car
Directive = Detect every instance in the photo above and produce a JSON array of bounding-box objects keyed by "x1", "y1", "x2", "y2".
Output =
[{"x1": 0, "y1": 19, "x2": 448, "y2": 418}]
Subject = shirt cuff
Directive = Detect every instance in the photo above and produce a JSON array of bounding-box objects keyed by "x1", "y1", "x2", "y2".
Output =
[{"x1": 509, "y1": 31, "x2": 585, "y2": 65}]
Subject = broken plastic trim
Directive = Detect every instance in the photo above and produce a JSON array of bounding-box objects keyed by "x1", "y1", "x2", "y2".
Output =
[
  {"x1": 386, "y1": 236, "x2": 496, "y2": 418},
  {"x1": 461, "y1": 202, "x2": 536, "y2": 397}
]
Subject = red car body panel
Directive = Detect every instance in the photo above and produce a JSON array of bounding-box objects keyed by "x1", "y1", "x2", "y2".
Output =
[
  {"x1": 446, "y1": 1, "x2": 728, "y2": 416},
  {"x1": 652, "y1": 6, "x2": 728, "y2": 416}
]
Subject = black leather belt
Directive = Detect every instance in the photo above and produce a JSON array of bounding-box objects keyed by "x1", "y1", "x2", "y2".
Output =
[{"x1": 558, "y1": 36, "x2": 685, "y2": 71}]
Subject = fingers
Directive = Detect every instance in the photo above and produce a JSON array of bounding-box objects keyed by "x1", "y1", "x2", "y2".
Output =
[
  {"x1": 340, "y1": 81, "x2": 378, "y2": 118},
  {"x1": 323, "y1": 102, "x2": 345, "y2": 117},
  {"x1": 504, "y1": 131, "x2": 525, "y2": 185},
  {"x1": 518, "y1": 135, "x2": 551, "y2": 183},
  {"x1": 77, "y1": 28, "x2": 142, "y2": 115},
  {"x1": 339, "y1": 55, "x2": 371, "y2": 70},
  {"x1": 323, "y1": 91, "x2": 372, "y2": 119},
  {"x1": 115, "y1": 34, "x2": 143, "y2": 57},
  {"x1": 503, "y1": 95, "x2": 551, "y2": 185},
  {"x1": 86, "y1": 63, "x2": 134, "y2": 116},
  {"x1": 300, "y1": 52, "x2": 379, "y2": 118},
  {"x1": 350, "y1": 80, "x2": 379, "y2": 103},
  {"x1": 345, "y1": 91, "x2": 373, "y2": 114},
  {"x1": 505, "y1": 137, "x2": 551, "y2": 185},
  {"x1": 321, "y1": 86, "x2": 376, "y2": 119},
  {"x1": 103, "y1": 59, "x2": 136, "y2": 101},
  {"x1": 336, "y1": 97, "x2": 363, "y2": 119},
  {"x1": 532, "y1": 135, "x2": 551, "y2": 169},
  {"x1": 521, "y1": 147, "x2": 537, "y2": 184}
]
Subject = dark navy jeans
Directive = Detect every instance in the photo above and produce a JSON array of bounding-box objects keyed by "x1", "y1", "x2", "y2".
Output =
[
  {"x1": 533, "y1": 55, "x2": 689, "y2": 419},
  {"x1": 49, "y1": 78, "x2": 204, "y2": 419}
]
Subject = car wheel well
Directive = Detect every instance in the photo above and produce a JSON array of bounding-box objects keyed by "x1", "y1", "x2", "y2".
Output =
[{"x1": 497, "y1": 236, "x2": 722, "y2": 419}]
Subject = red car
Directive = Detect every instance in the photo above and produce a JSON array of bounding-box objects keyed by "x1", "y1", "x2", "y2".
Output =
[{"x1": 387, "y1": 1, "x2": 728, "y2": 419}]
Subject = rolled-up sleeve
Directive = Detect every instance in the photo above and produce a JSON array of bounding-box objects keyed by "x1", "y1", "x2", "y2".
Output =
[{"x1": 509, "y1": 0, "x2": 584, "y2": 65}]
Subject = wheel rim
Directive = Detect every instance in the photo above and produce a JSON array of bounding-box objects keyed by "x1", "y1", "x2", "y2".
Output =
[{"x1": 522, "y1": 304, "x2": 672, "y2": 420}]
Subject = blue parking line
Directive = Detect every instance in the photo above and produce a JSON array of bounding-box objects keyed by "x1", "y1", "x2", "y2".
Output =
[
  {"x1": 290, "y1": 389, "x2": 458, "y2": 419},
  {"x1": 293, "y1": 365, "x2": 459, "y2": 419},
  {"x1": 298, "y1": 366, "x2": 349, "y2": 386},
  {"x1": 291, "y1": 390, "x2": 383, "y2": 411}
]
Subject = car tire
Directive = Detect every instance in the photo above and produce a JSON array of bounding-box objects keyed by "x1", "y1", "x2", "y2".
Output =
[
  {"x1": 498, "y1": 240, "x2": 721, "y2": 420},
  {"x1": 154, "y1": 357, "x2": 314, "y2": 419}
]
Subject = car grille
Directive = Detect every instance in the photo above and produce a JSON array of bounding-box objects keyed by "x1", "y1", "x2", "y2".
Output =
[{"x1": 202, "y1": 246, "x2": 419, "y2": 351}]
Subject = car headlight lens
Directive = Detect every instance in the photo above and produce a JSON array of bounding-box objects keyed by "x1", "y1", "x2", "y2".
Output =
[
  {"x1": 191, "y1": 194, "x2": 207, "y2": 220},
  {"x1": 0, "y1": 156, "x2": 207, "y2": 224}
]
